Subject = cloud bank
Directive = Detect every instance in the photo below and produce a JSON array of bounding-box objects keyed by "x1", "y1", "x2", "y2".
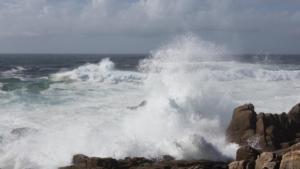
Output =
[{"x1": 0, "y1": 0, "x2": 299, "y2": 53}]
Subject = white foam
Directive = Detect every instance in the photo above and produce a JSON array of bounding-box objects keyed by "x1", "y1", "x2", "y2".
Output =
[{"x1": 1, "y1": 66, "x2": 26, "y2": 77}]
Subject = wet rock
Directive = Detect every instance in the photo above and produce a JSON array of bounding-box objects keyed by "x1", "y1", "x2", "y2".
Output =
[
  {"x1": 226, "y1": 104, "x2": 257, "y2": 146},
  {"x1": 10, "y1": 127, "x2": 38, "y2": 137},
  {"x1": 236, "y1": 146, "x2": 260, "y2": 161},
  {"x1": 162, "y1": 155, "x2": 175, "y2": 161}
]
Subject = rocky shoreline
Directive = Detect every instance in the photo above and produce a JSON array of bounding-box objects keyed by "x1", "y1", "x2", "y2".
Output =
[{"x1": 59, "y1": 103, "x2": 300, "y2": 169}]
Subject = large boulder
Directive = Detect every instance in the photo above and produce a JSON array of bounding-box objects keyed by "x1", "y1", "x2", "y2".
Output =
[{"x1": 226, "y1": 104, "x2": 257, "y2": 145}]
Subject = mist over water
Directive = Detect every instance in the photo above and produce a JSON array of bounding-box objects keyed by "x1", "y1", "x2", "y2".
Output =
[{"x1": 0, "y1": 35, "x2": 300, "y2": 169}]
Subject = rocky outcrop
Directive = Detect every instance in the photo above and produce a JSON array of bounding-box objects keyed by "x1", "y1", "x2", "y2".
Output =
[
  {"x1": 226, "y1": 103, "x2": 300, "y2": 169},
  {"x1": 59, "y1": 154, "x2": 228, "y2": 169},
  {"x1": 226, "y1": 103, "x2": 300, "y2": 151}
]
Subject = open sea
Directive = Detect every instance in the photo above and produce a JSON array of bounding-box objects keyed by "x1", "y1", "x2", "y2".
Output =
[{"x1": 1, "y1": 37, "x2": 300, "y2": 169}]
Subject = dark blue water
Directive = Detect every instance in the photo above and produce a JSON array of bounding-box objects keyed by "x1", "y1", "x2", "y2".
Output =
[{"x1": 0, "y1": 54, "x2": 299, "y2": 92}]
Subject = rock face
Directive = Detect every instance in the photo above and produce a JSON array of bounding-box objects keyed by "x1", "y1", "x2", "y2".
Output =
[
  {"x1": 59, "y1": 155, "x2": 228, "y2": 169},
  {"x1": 226, "y1": 103, "x2": 300, "y2": 151}
]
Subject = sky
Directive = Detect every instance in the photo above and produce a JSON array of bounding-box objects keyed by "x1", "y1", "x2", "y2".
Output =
[{"x1": 0, "y1": 0, "x2": 299, "y2": 54}]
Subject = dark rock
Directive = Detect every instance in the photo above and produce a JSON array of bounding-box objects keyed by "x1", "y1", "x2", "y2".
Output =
[
  {"x1": 236, "y1": 146, "x2": 260, "y2": 161},
  {"x1": 59, "y1": 155, "x2": 228, "y2": 169},
  {"x1": 161, "y1": 155, "x2": 175, "y2": 161}
]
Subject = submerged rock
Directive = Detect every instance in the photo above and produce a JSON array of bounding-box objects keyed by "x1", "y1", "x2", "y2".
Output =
[{"x1": 10, "y1": 127, "x2": 38, "y2": 138}]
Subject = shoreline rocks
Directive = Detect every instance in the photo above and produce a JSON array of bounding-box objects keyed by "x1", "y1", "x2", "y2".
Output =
[{"x1": 59, "y1": 103, "x2": 300, "y2": 169}]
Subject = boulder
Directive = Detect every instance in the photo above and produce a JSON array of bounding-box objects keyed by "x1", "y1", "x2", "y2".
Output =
[
  {"x1": 255, "y1": 152, "x2": 279, "y2": 169},
  {"x1": 228, "y1": 160, "x2": 254, "y2": 169},
  {"x1": 226, "y1": 104, "x2": 257, "y2": 145},
  {"x1": 280, "y1": 150, "x2": 300, "y2": 169}
]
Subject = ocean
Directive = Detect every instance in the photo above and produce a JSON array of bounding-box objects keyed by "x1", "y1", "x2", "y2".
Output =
[{"x1": 1, "y1": 36, "x2": 300, "y2": 169}]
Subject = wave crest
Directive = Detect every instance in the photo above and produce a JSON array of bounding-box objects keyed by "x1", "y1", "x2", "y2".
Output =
[{"x1": 50, "y1": 58, "x2": 143, "y2": 84}]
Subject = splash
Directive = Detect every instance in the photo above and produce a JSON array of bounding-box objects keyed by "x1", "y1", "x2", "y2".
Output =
[{"x1": 2, "y1": 35, "x2": 300, "y2": 169}]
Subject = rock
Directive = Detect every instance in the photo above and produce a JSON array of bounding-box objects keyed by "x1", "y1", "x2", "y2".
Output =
[
  {"x1": 255, "y1": 152, "x2": 280, "y2": 169},
  {"x1": 280, "y1": 150, "x2": 300, "y2": 169},
  {"x1": 10, "y1": 127, "x2": 38, "y2": 138},
  {"x1": 227, "y1": 103, "x2": 300, "y2": 151},
  {"x1": 228, "y1": 160, "x2": 254, "y2": 169},
  {"x1": 161, "y1": 155, "x2": 175, "y2": 161},
  {"x1": 236, "y1": 146, "x2": 260, "y2": 161},
  {"x1": 226, "y1": 104, "x2": 257, "y2": 145}
]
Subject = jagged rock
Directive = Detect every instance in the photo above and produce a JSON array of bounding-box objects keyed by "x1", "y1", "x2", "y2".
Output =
[
  {"x1": 227, "y1": 103, "x2": 300, "y2": 151},
  {"x1": 279, "y1": 150, "x2": 300, "y2": 169},
  {"x1": 236, "y1": 146, "x2": 260, "y2": 161},
  {"x1": 255, "y1": 152, "x2": 280, "y2": 169}
]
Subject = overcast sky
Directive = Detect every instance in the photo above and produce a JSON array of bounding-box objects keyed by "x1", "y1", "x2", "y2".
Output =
[{"x1": 0, "y1": 0, "x2": 299, "y2": 54}]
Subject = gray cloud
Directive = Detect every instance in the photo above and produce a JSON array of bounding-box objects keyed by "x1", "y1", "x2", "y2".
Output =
[{"x1": 0, "y1": 0, "x2": 299, "y2": 53}]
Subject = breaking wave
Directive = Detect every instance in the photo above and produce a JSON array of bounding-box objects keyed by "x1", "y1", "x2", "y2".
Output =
[{"x1": 50, "y1": 58, "x2": 143, "y2": 84}]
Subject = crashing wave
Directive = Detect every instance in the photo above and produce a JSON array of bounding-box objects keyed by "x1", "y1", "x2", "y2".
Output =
[{"x1": 50, "y1": 58, "x2": 143, "y2": 84}]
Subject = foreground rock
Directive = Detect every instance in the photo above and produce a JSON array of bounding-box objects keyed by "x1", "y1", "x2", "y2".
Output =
[
  {"x1": 59, "y1": 154, "x2": 228, "y2": 169},
  {"x1": 227, "y1": 103, "x2": 300, "y2": 169},
  {"x1": 226, "y1": 103, "x2": 300, "y2": 151}
]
